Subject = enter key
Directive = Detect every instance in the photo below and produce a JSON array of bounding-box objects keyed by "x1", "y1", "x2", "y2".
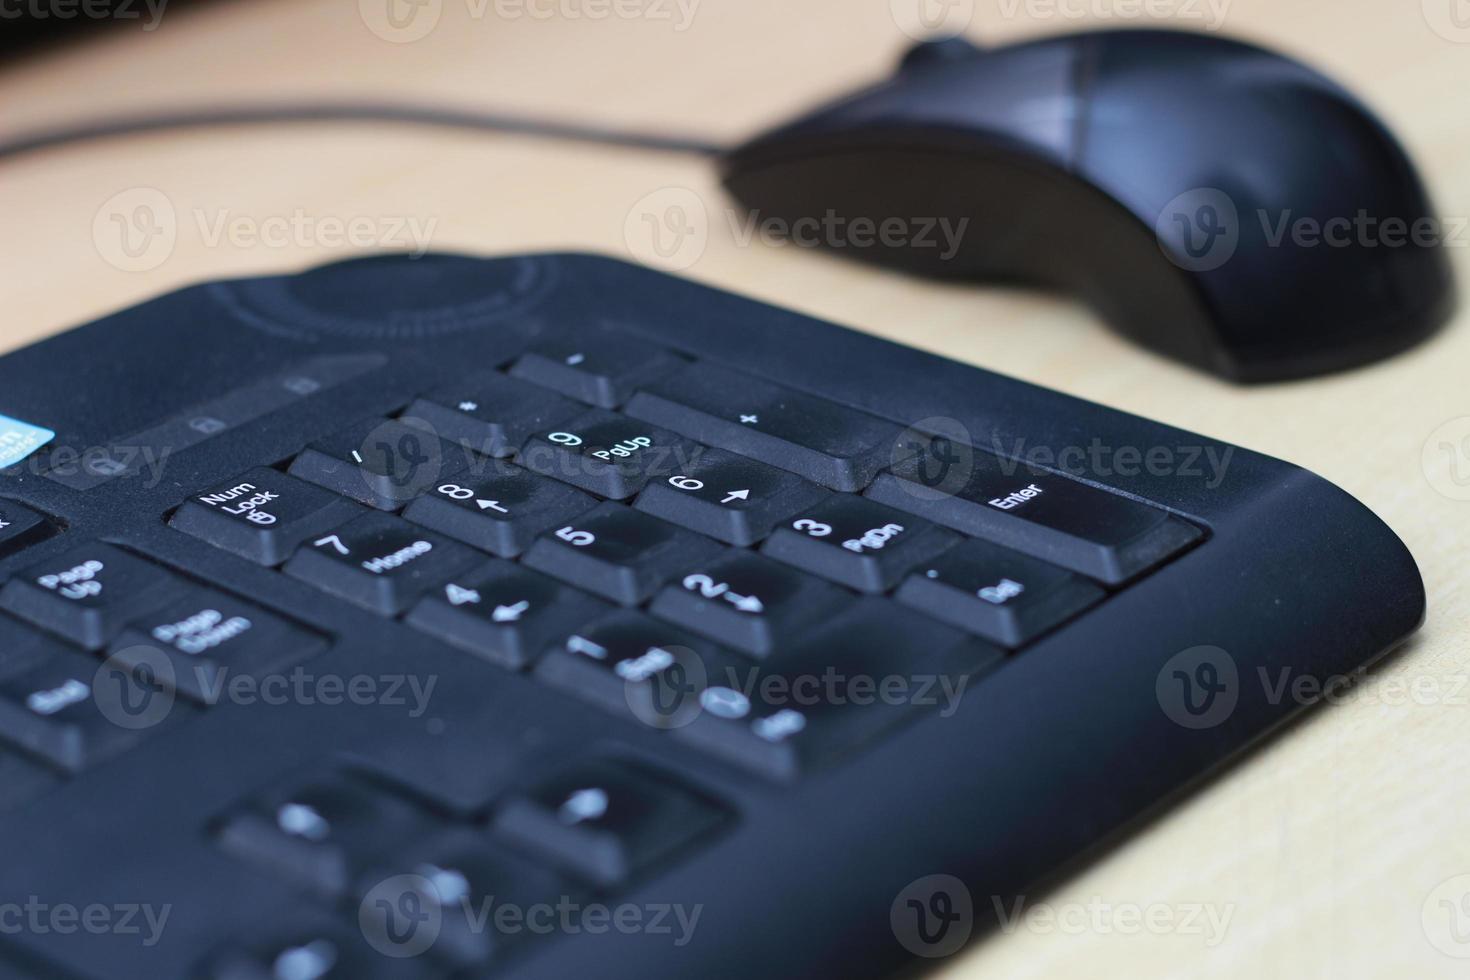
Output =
[{"x1": 867, "y1": 445, "x2": 1202, "y2": 585}]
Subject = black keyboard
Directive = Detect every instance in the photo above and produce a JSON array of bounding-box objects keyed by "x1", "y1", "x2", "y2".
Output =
[{"x1": 0, "y1": 253, "x2": 1424, "y2": 979}]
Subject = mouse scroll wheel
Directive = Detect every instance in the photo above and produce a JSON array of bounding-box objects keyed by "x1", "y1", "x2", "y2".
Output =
[{"x1": 898, "y1": 36, "x2": 985, "y2": 73}]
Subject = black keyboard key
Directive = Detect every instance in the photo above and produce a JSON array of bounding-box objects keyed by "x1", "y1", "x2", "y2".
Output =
[
  {"x1": 625, "y1": 362, "x2": 903, "y2": 491},
  {"x1": 649, "y1": 552, "x2": 852, "y2": 657},
  {"x1": 0, "y1": 500, "x2": 48, "y2": 557},
  {"x1": 868, "y1": 442, "x2": 1204, "y2": 584},
  {"x1": 0, "y1": 652, "x2": 177, "y2": 772},
  {"x1": 0, "y1": 615, "x2": 59, "y2": 678},
  {"x1": 761, "y1": 496, "x2": 957, "y2": 592},
  {"x1": 405, "y1": 561, "x2": 610, "y2": 669},
  {"x1": 282, "y1": 513, "x2": 481, "y2": 616},
  {"x1": 401, "y1": 462, "x2": 597, "y2": 558},
  {"x1": 288, "y1": 417, "x2": 469, "y2": 511},
  {"x1": 109, "y1": 592, "x2": 326, "y2": 702},
  {"x1": 169, "y1": 468, "x2": 365, "y2": 566},
  {"x1": 206, "y1": 925, "x2": 439, "y2": 980},
  {"x1": 633, "y1": 448, "x2": 829, "y2": 545},
  {"x1": 207, "y1": 934, "x2": 435, "y2": 980},
  {"x1": 522, "y1": 503, "x2": 722, "y2": 605},
  {"x1": 357, "y1": 831, "x2": 572, "y2": 967},
  {"x1": 676, "y1": 599, "x2": 1000, "y2": 781},
  {"x1": 509, "y1": 332, "x2": 683, "y2": 408},
  {"x1": 534, "y1": 611, "x2": 745, "y2": 730},
  {"x1": 492, "y1": 759, "x2": 725, "y2": 886},
  {"x1": 216, "y1": 770, "x2": 436, "y2": 899},
  {"x1": 406, "y1": 371, "x2": 584, "y2": 459},
  {"x1": 0, "y1": 543, "x2": 187, "y2": 649},
  {"x1": 520, "y1": 410, "x2": 705, "y2": 500},
  {"x1": 895, "y1": 539, "x2": 1105, "y2": 647}
]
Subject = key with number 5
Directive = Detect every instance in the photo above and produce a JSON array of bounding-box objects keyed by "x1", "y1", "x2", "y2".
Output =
[{"x1": 521, "y1": 503, "x2": 722, "y2": 605}]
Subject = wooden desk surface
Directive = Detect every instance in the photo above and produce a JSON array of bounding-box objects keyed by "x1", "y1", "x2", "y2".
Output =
[{"x1": 2, "y1": 1, "x2": 1467, "y2": 976}]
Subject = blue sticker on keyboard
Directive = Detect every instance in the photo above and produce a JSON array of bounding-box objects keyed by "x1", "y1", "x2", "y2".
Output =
[{"x1": 0, "y1": 414, "x2": 56, "y2": 469}]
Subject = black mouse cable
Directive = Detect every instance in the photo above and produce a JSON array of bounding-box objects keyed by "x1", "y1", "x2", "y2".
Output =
[{"x1": 0, "y1": 100, "x2": 727, "y2": 161}]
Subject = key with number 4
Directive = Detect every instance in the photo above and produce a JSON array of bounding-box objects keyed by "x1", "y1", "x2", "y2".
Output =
[{"x1": 406, "y1": 561, "x2": 610, "y2": 669}]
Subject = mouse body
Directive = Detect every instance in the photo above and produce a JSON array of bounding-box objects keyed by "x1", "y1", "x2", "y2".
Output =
[{"x1": 720, "y1": 30, "x2": 1455, "y2": 381}]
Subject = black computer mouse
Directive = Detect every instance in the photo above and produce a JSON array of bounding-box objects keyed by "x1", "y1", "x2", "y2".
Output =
[{"x1": 720, "y1": 30, "x2": 1456, "y2": 382}]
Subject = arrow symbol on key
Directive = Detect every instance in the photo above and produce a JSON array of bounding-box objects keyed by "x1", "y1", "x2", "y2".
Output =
[
  {"x1": 721, "y1": 489, "x2": 750, "y2": 504},
  {"x1": 492, "y1": 600, "x2": 530, "y2": 623},
  {"x1": 726, "y1": 592, "x2": 764, "y2": 614},
  {"x1": 446, "y1": 584, "x2": 482, "y2": 606},
  {"x1": 567, "y1": 635, "x2": 608, "y2": 660},
  {"x1": 476, "y1": 499, "x2": 509, "y2": 513}
]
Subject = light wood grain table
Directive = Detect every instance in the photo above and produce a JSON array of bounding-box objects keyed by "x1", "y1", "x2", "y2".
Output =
[{"x1": 2, "y1": 1, "x2": 1468, "y2": 976}]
